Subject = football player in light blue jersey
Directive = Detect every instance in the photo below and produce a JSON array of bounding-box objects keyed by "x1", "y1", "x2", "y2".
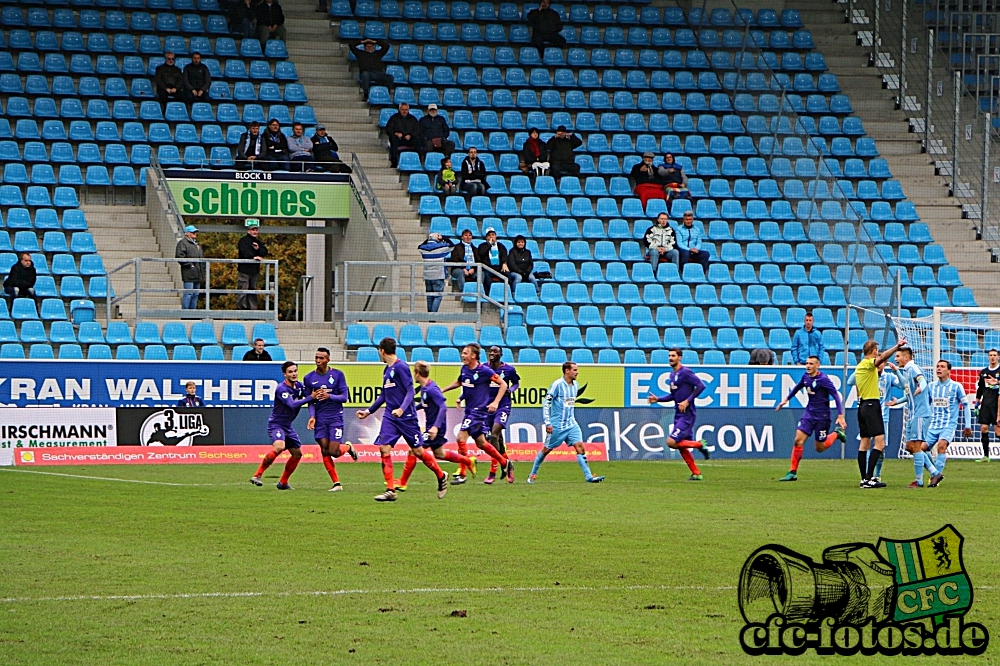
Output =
[
  {"x1": 528, "y1": 362, "x2": 605, "y2": 484},
  {"x1": 888, "y1": 347, "x2": 943, "y2": 488},
  {"x1": 919, "y1": 359, "x2": 973, "y2": 486}
]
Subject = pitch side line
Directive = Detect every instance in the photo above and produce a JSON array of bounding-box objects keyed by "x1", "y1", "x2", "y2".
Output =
[{"x1": 0, "y1": 468, "x2": 232, "y2": 486}]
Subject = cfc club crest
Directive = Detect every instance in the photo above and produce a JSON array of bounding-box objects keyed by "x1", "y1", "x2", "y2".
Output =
[{"x1": 139, "y1": 409, "x2": 210, "y2": 447}]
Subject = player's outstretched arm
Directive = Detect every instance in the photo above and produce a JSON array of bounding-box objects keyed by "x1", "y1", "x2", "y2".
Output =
[
  {"x1": 647, "y1": 392, "x2": 673, "y2": 404},
  {"x1": 874, "y1": 338, "x2": 907, "y2": 368},
  {"x1": 440, "y1": 380, "x2": 461, "y2": 393}
]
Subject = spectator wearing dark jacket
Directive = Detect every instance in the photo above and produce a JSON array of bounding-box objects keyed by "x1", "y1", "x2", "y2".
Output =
[
  {"x1": 417, "y1": 104, "x2": 455, "y2": 155},
  {"x1": 476, "y1": 227, "x2": 509, "y2": 289},
  {"x1": 243, "y1": 338, "x2": 273, "y2": 361},
  {"x1": 154, "y1": 52, "x2": 185, "y2": 109},
  {"x1": 235, "y1": 121, "x2": 264, "y2": 169},
  {"x1": 507, "y1": 235, "x2": 538, "y2": 291},
  {"x1": 310, "y1": 125, "x2": 350, "y2": 173},
  {"x1": 631, "y1": 151, "x2": 667, "y2": 211},
  {"x1": 546, "y1": 126, "x2": 582, "y2": 179},
  {"x1": 183, "y1": 52, "x2": 211, "y2": 102},
  {"x1": 255, "y1": 0, "x2": 286, "y2": 49},
  {"x1": 3, "y1": 253, "x2": 37, "y2": 303},
  {"x1": 262, "y1": 118, "x2": 290, "y2": 170},
  {"x1": 519, "y1": 127, "x2": 550, "y2": 176},
  {"x1": 527, "y1": 0, "x2": 566, "y2": 49},
  {"x1": 177, "y1": 382, "x2": 206, "y2": 407},
  {"x1": 229, "y1": 0, "x2": 256, "y2": 38},
  {"x1": 237, "y1": 223, "x2": 269, "y2": 310},
  {"x1": 348, "y1": 38, "x2": 394, "y2": 97},
  {"x1": 385, "y1": 103, "x2": 419, "y2": 167},
  {"x1": 175, "y1": 225, "x2": 204, "y2": 310},
  {"x1": 459, "y1": 148, "x2": 489, "y2": 196},
  {"x1": 449, "y1": 228, "x2": 478, "y2": 292}
]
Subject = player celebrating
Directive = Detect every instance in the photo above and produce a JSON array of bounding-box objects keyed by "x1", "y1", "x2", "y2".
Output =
[
  {"x1": 441, "y1": 343, "x2": 513, "y2": 484},
  {"x1": 484, "y1": 345, "x2": 519, "y2": 485},
  {"x1": 395, "y1": 361, "x2": 478, "y2": 491},
  {"x1": 646, "y1": 348, "x2": 710, "y2": 481},
  {"x1": 529, "y1": 361, "x2": 604, "y2": 484},
  {"x1": 356, "y1": 338, "x2": 448, "y2": 502},
  {"x1": 974, "y1": 348, "x2": 1000, "y2": 463},
  {"x1": 304, "y1": 347, "x2": 358, "y2": 492},
  {"x1": 251, "y1": 361, "x2": 312, "y2": 490},
  {"x1": 775, "y1": 356, "x2": 847, "y2": 483},
  {"x1": 890, "y1": 346, "x2": 944, "y2": 489},
  {"x1": 851, "y1": 338, "x2": 906, "y2": 486}
]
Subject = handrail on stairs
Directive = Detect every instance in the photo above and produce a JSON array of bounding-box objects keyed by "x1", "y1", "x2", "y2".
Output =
[{"x1": 350, "y1": 153, "x2": 399, "y2": 259}]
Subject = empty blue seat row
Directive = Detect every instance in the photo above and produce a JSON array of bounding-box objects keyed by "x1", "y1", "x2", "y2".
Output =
[
  {"x1": 0, "y1": 208, "x2": 88, "y2": 230},
  {"x1": 0, "y1": 186, "x2": 80, "y2": 208},
  {"x1": 0, "y1": 231, "x2": 96, "y2": 254},
  {"x1": 2, "y1": 53, "x2": 299, "y2": 82}
]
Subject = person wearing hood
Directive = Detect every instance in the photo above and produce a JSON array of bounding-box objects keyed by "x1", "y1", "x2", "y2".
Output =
[
  {"x1": 476, "y1": 227, "x2": 509, "y2": 289},
  {"x1": 418, "y1": 232, "x2": 453, "y2": 313},
  {"x1": 643, "y1": 213, "x2": 679, "y2": 272},
  {"x1": 631, "y1": 151, "x2": 667, "y2": 211},
  {"x1": 519, "y1": 127, "x2": 550, "y2": 176},
  {"x1": 507, "y1": 235, "x2": 538, "y2": 291}
]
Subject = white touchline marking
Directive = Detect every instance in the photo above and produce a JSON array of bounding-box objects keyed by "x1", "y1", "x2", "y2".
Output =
[{"x1": 0, "y1": 468, "x2": 229, "y2": 487}]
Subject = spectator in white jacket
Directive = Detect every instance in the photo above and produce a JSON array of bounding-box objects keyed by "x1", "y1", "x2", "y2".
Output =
[
  {"x1": 287, "y1": 122, "x2": 314, "y2": 172},
  {"x1": 643, "y1": 213, "x2": 679, "y2": 272}
]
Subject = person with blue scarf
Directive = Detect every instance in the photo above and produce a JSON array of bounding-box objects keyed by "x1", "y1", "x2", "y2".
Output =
[{"x1": 476, "y1": 227, "x2": 510, "y2": 290}]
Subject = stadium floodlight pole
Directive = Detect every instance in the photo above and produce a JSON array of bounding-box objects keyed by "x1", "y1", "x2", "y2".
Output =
[
  {"x1": 924, "y1": 28, "x2": 933, "y2": 151},
  {"x1": 982, "y1": 111, "x2": 991, "y2": 239},
  {"x1": 897, "y1": 0, "x2": 907, "y2": 109},
  {"x1": 953, "y1": 70, "x2": 961, "y2": 195}
]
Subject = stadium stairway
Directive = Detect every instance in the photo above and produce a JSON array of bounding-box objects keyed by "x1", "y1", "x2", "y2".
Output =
[{"x1": 793, "y1": 0, "x2": 1000, "y2": 307}]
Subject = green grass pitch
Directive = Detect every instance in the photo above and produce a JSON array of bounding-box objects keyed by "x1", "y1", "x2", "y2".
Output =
[{"x1": 1, "y1": 459, "x2": 998, "y2": 665}]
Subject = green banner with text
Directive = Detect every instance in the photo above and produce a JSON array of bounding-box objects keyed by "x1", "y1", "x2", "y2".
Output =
[{"x1": 168, "y1": 179, "x2": 351, "y2": 219}]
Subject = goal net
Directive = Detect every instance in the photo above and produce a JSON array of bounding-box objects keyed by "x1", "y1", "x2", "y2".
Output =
[{"x1": 889, "y1": 307, "x2": 1000, "y2": 459}]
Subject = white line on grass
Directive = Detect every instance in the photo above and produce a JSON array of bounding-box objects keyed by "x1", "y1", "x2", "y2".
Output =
[{"x1": 0, "y1": 468, "x2": 231, "y2": 487}]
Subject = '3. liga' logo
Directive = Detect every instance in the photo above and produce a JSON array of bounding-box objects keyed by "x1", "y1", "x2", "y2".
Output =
[
  {"x1": 738, "y1": 525, "x2": 989, "y2": 656},
  {"x1": 139, "y1": 409, "x2": 210, "y2": 447}
]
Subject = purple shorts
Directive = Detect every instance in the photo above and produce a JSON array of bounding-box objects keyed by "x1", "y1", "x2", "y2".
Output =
[
  {"x1": 669, "y1": 411, "x2": 697, "y2": 442},
  {"x1": 313, "y1": 417, "x2": 344, "y2": 443},
  {"x1": 376, "y1": 415, "x2": 421, "y2": 448},
  {"x1": 797, "y1": 416, "x2": 831, "y2": 443},
  {"x1": 460, "y1": 410, "x2": 489, "y2": 438},
  {"x1": 422, "y1": 432, "x2": 447, "y2": 449},
  {"x1": 486, "y1": 407, "x2": 510, "y2": 430},
  {"x1": 268, "y1": 424, "x2": 302, "y2": 448}
]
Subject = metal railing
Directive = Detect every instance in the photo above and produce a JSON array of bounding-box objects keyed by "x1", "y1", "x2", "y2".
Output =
[
  {"x1": 286, "y1": 274, "x2": 314, "y2": 321},
  {"x1": 148, "y1": 151, "x2": 188, "y2": 240},
  {"x1": 350, "y1": 153, "x2": 398, "y2": 259},
  {"x1": 336, "y1": 261, "x2": 510, "y2": 331},
  {"x1": 107, "y1": 257, "x2": 280, "y2": 322}
]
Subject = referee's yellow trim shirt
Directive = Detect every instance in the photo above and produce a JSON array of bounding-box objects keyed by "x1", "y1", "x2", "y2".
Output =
[{"x1": 854, "y1": 358, "x2": 880, "y2": 400}]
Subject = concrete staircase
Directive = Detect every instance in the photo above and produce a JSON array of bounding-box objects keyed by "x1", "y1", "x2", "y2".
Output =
[{"x1": 790, "y1": 0, "x2": 999, "y2": 307}]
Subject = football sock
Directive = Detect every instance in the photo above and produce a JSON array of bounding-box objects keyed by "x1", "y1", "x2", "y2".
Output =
[
  {"x1": 530, "y1": 449, "x2": 546, "y2": 476},
  {"x1": 864, "y1": 449, "x2": 882, "y2": 481},
  {"x1": 456, "y1": 441, "x2": 468, "y2": 476},
  {"x1": 255, "y1": 450, "x2": 278, "y2": 477},
  {"x1": 922, "y1": 452, "x2": 939, "y2": 475},
  {"x1": 279, "y1": 456, "x2": 300, "y2": 484},
  {"x1": 480, "y1": 441, "x2": 508, "y2": 468},
  {"x1": 912, "y1": 451, "x2": 925, "y2": 483},
  {"x1": 398, "y1": 452, "x2": 418, "y2": 486},
  {"x1": 857, "y1": 450, "x2": 868, "y2": 479},
  {"x1": 873, "y1": 451, "x2": 884, "y2": 478},
  {"x1": 933, "y1": 451, "x2": 946, "y2": 475},
  {"x1": 381, "y1": 453, "x2": 395, "y2": 490},
  {"x1": 419, "y1": 449, "x2": 445, "y2": 479},
  {"x1": 322, "y1": 455, "x2": 339, "y2": 483},
  {"x1": 489, "y1": 458, "x2": 499, "y2": 475},
  {"x1": 675, "y1": 439, "x2": 703, "y2": 448},
  {"x1": 334, "y1": 443, "x2": 352, "y2": 458},
  {"x1": 679, "y1": 448, "x2": 700, "y2": 475},
  {"x1": 790, "y1": 444, "x2": 804, "y2": 473},
  {"x1": 443, "y1": 450, "x2": 472, "y2": 466},
  {"x1": 576, "y1": 453, "x2": 594, "y2": 481},
  {"x1": 822, "y1": 432, "x2": 838, "y2": 451},
  {"x1": 982, "y1": 432, "x2": 991, "y2": 457}
]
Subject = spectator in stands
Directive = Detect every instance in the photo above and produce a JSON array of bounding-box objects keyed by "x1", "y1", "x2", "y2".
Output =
[
  {"x1": 436, "y1": 157, "x2": 458, "y2": 196},
  {"x1": 177, "y1": 381, "x2": 205, "y2": 407},
  {"x1": 519, "y1": 127, "x2": 549, "y2": 177},
  {"x1": 418, "y1": 232, "x2": 453, "y2": 313},
  {"x1": 749, "y1": 349, "x2": 776, "y2": 365},
  {"x1": 527, "y1": 0, "x2": 566, "y2": 50},
  {"x1": 349, "y1": 38, "x2": 394, "y2": 98},
  {"x1": 449, "y1": 228, "x2": 478, "y2": 292},
  {"x1": 791, "y1": 312, "x2": 824, "y2": 365},
  {"x1": 642, "y1": 213, "x2": 679, "y2": 272},
  {"x1": 235, "y1": 121, "x2": 264, "y2": 170},
  {"x1": 310, "y1": 125, "x2": 351, "y2": 173},
  {"x1": 385, "y1": 102, "x2": 419, "y2": 168},
  {"x1": 262, "y1": 118, "x2": 290, "y2": 171},
  {"x1": 459, "y1": 147, "x2": 489, "y2": 196},
  {"x1": 237, "y1": 219, "x2": 268, "y2": 311},
  {"x1": 255, "y1": 0, "x2": 286, "y2": 50},
  {"x1": 418, "y1": 103, "x2": 455, "y2": 156},
  {"x1": 183, "y1": 52, "x2": 212, "y2": 104},
  {"x1": 229, "y1": 0, "x2": 257, "y2": 39},
  {"x1": 243, "y1": 338, "x2": 273, "y2": 361},
  {"x1": 546, "y1": 126, "x2": 582, "y2": 180},
  {"x1": 154, "y1": 52, "x2": 185, "y2": 110},
  {"x1": 477, "y1": 227, "x2": 509, "y2": 289},
  {"x1": 657, "y1": 153, "x2": 689, "y2": 202},
  {"x1": 3, "y1": 253, "x2": 36, "y2": 305},
  {"x1": 631, "y1": 152, "x2": 667, "y2": 211},
  {"x1": 508, "y1": 235, "x2": 538, "y2": 291},
  {"x1": 287, "y1": 122, "x2": 314, "y2": 172},
  {"x1": 675, "y1": 211, "x2": 709, "y2": 272},
  {"x1": 175, "y1": 225, "x2": 205, "y2": 310}
]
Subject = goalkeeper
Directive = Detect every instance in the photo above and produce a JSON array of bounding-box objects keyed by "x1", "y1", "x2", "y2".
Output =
[{"x1": 975, "y1": 348, "x2": 1000, "y2": 463}]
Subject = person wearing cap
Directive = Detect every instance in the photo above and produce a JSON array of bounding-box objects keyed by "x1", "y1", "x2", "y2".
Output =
[
  {"x1": 311, "y1": 125, "x2": 351, "y2": 173},
  {"x1": 459, "y1": 147, "x2": 489, "y2": 196},
  {"x1": 642, "y1": 212, "x2": 679, "y2": 273},
  {"x1": 519, "y1": 127, "x2": 549, "y2": 177},
  {"x1": 175, "y1": 225, "x2": 205, "y2": 310},
  {"x1": 236, "y1": 121, "x2": 265, "y2": 170},
  {"x1": 418, "y1": 232, "x2": 453, "y2": 313},
  {"x1": 448, "y1": 228, "x2": 478, "y2": 292},
  {"x1": 287, "y1": 122, "x2": 314, "y2": 172},
  {"x1": 657, "y1": 152, "x2": 689, "y2": 202},
  {"x1": 262, "y1": 118, "x2": 290, "y2": 171},
  {"x1": 418, "y1": 104, "x2": 455, "y2": 156},
  {"x1": 507, "y1": 235, "x2": 538, "y2": 292},
  {"x1": 477, "y1": 227, "x2": 509, "y2": 290},
  {"x1": 237, "y1": 220, "x2": 269, "y2": 311},
  {"x1": 631, "y1": 151, "x2": 667, "y2": 211},
  {"x1": 385, "y1": 102, "x2": 419, "y2": 168},
  {"x1": 348, "y1": 38, "x2": 393, "y2": 97},
  {"x1": 527, "y1": 0, "x2": 566, "y2": 50},
  {"x1": 545, "y1": 125, "x2": 582, "y2": 180},
  {"x1": 676, "y1": 210, "x2": 709, "y2": 272}
]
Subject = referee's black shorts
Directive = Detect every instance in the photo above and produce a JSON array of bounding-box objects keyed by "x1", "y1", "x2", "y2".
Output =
[{"x1": 858, "y1": 399, "x2": 884, "y2": 438}]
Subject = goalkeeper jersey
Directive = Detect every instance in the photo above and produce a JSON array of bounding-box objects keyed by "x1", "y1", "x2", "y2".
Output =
[{"x1": 928, "y1": 378, "x2": 971, "y2": 431}]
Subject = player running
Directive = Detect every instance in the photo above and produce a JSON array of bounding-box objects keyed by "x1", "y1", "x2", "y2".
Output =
[
  {"x1": 251, "y1": 361, "x2": 312, "y2": 490},
  {"x1": 529, "y1": 361, "x2": 604, "y2": 484},
  {"x1": 441, "y1": 343, "x2": 513, "y2": 484},
  {"x1": 775, "y1": 356, "x2": 847, "y2": 483},
  {"x1": 912, "y1": 359, "x2": 972, "y2": 488},
  {"x1": 889, "y1": 346, "x2": 944, "y2": 489},
  {"x1": 304, "y1": 347, "x2": 358, "y2": 492},
  {"x1": 395, "y1": 361, "x2": 479, "y2": 491},
  {"x1": 974, "y1": 349, "x2": 1000, "y2": 462},
  {"x1": 356, "y1": 338, "x2": 448, "y2": 502},
  {"x1": 851, "y1": 338, "x2": 906, "y2": 486},
  {"x1": 483, "y1": 345, "x2": 519, "y2": 485},
  {"x1": 646, "y1": 348, "x2": 710, "y2": 481}
]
